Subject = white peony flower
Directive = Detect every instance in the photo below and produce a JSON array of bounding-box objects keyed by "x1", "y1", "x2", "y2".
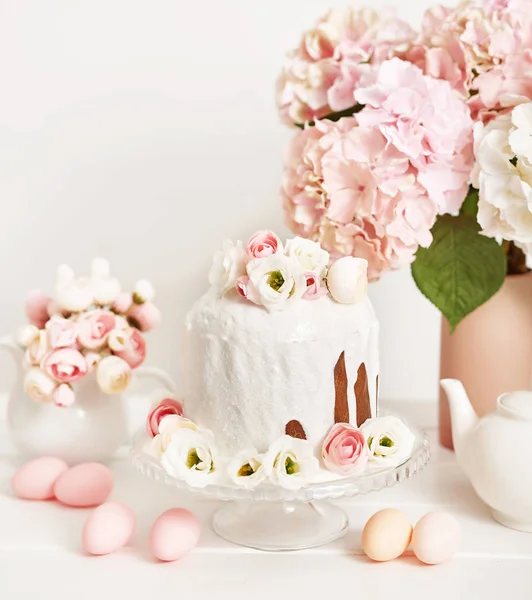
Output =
[
  {"x1": 25, "y1": 330, "x2": 50, "y2": 366},
  {"x1": 55, "y1": 278, "x2": 93, "y2": 313},
  {"x1": 473, "y1": 103, "x2": 532, "y2": 262},
  {"x1": 209, "y1": 239, "x2": 247, "y2": 296},
  {"x1": 133, "y1": 279, "x2": 155, "y2": 304},
  {"x1": 359, "y1": 416, "x2": 415, "y2": 466},
  {"x1": 263, "y1": 435, "x2": 319, "y2": 490},
  {"x1": 326, "y1": 257, "x2": 368, "y2": 304},
  {"x1": 285, "y1": 237, "x2": 330, "y2": 278},
  {"x1": 96, "y1": 355, "x2": 132, "y2": 394},
  {"x1": 246, "y1": 254, "x2": 306, "y2": 312},
  {"x1": 150, "y1": 414, "x2": 198, "y2": 458},
  {"x1": 24, "y1": 367, "x2": 56, "y2": 403},
  {"x1": 161, "y1": 427, "x2": 217, "y2": 488},
  {"x1": 227, "y1": 449, "x2": 268, "y2": 489},
  {"x1": 17, "y1": 324, "x2": 40, "y2": 348}
]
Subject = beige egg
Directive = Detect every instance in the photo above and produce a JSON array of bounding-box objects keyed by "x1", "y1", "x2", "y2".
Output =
[{"x1": 362, "y1": 508, "x2": 413, "y2": 562}]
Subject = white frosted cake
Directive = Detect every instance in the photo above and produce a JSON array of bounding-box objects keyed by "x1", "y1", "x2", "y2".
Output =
[{"x1": 145, "y1": 230, "x2": 415, "y2": 490}]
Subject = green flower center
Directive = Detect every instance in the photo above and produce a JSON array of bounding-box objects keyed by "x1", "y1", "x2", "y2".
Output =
[
  {"x1": 268, "y1": 270, "x2": 285, "y2": 291},
  {"x1": 379, "y1": 435, "x2": 394, "y2": 448},
  {"x1": 186, "y1": 449, "x2": 201, "y2": 469},
  {"x1": 285, "y1": 457, "x2": 300, "y2": 476},
  {"x1": 237, "y1": 463, "x2": 255, "y2": 477}
]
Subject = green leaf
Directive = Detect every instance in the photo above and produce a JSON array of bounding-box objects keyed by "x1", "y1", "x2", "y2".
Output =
[
  {"x1": 295, "y1": 104, "x2": 363, "y2": 129},
  {"x1": 411, "y1": 214, "x2": 507, "y2": 332},
  {"x1": 460, "y1": 186, "x2": 479, "y2": 219}
]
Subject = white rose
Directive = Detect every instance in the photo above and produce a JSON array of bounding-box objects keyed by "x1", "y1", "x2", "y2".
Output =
[
  {"x1": 25, "y1": 330, "x2": 50, "y2": 366},
  {"x1": 55, "y1": 278, "x2": 93, "y2": 313},
  {"x1": 17, "y1": 324, "x2": 40, "y2": 348},
  {"x1": 246, "y1": 254, "x2": 306, "y2": 312},
  {"x1": 133, "y1": 279, "x2": 155, "y2": 304},
  {"x1": 263, "y1": 435, "x2": 319, "y2": 490},
  {"x1": 24, "y1": 367, "x2": 56, "y2": 403},
  {"x1": 161, "y1": 427, "x2": 217, "y2": 488},
  {"x1": 359, "y1": 416, "x2": 415, "y2": 466},
  {"x1": 227, "y1": 450, "x2": 268, "y2": 490},
  {"x1": 96, "y1": 355, "x2": 132, "y2": 394},
  {"x1": 208, "y1": 240, "x2": 247, "y2": 296},
  {"x1": 326, "y1": 257, "x2": 368, "y2": 304},
  {"x1": 150, "y1": 414, "x2": 198, "y2": 458},
  {"x1": 285, "y1": 237, "x2": 330, "y2": 278}
]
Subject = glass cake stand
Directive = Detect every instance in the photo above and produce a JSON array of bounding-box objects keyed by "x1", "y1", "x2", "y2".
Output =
[{"x1": 130, "y1": 419, "x2": 430, "y2": 552}]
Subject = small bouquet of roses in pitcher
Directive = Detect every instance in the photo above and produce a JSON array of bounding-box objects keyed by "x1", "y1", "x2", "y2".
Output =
[{"x1": 17, "y1": 258, "x2": 161, "y2": 407}]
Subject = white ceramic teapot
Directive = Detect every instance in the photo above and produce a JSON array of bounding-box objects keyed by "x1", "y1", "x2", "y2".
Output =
[
  {"x1": 0, "y1": 335, "x2": 176, "y2": 465},
  {"x1": 441, "y1": 378, "x2": 532, "y2": 532}
]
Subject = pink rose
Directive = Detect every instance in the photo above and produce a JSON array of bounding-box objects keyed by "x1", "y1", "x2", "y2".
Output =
[
  {"x1": 46, "y1": 316, "x2": 78, "y2": 349},
  {"x1": 146, "y1": 397, "x2": 184, "y2": 437},
  {"x1": 235, "y1": 276, "x2": 261, "y2": 304},
  {"x1": 53, "y1": 383, "x2": 75, "y2": 407},
  {"x1": 127, "y1": 302, "x2": 161, "y2": 332},
  {"x1": 246, "y1": 230, "x2": 282, "y2": 259},
  {"x1": 114, "y1": 328, "x2": 146, "y2": 369},
  {"x1": 42, "y1": 348, "x2": 88, "y2": 383},
  {"x1": 302, "y1": 272, "x2": 327, "y2": 300},
  {"x1": 77, "y1": 310, "x2": 116, "y2": 350},
  {"x1": 25, "y1": 290, "x2": 52, "y2": 329},
  {"x1": 322, "y1": 423, "x2": 369, "y2": 476},
  {"x1": 112, "y1": 292, "x2": 133, "y2": 314}
]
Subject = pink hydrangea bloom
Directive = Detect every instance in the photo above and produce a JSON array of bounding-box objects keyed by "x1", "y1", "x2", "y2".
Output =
[
  {"x1": 281, "y1": 59, "x2": 474, "y2": 281},
  {"x1": 276, "y1": 6, "x2": 415, "y2": 125}
]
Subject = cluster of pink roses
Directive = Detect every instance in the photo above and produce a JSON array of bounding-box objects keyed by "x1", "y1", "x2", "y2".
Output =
[
  {"x1": 278, "y1": 0, "x2": 532, "y2": 280},
  {"x1": 20, "y1": 259, "x2": 160, "y2": 407}
]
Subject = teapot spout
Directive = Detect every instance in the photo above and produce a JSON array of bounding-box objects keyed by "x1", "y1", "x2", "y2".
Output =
[{"x1": 440, "y1": 379, "x2": 479, "y2": 452}]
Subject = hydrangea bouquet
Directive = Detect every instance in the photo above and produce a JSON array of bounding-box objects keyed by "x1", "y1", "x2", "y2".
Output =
[
  {"x1": 278, "y1": 0, "x2": 532, "y2": 331},
  {"x1": 18, "y1": 259, "x2": 160, "y2": 407}
]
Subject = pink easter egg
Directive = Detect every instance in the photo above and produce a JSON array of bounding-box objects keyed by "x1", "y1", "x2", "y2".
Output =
[
  {"x1": 412, "y1": 512, "x2": 461, "y2": 565},
  {"x1": 54, "y1": 462, "x2": 113, "y2": 508},
  {"x1": 150, "y1": 508, "x2": 201, "y2": 562},
  {"x1": 82, "y1": 502, "x2": 135, "y2": 555},
  {"x1": 11, "y1": 456, "x2": 69, "y2": 500}
]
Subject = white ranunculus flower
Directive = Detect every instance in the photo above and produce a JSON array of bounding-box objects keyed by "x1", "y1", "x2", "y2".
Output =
[
  {"x1": 285, "y1": 237, "x2": 330, "y2": 278},
  {"x1": 227, "y1": 450, "x2": 268, "y2": 489},
  {"x1": 96, "y1": 355, "x2": 132, "y2": 394},
  {"x1": 209, "y1": 239, "x2": 247, "y2": 296},
  {"x1": 92, "y1": 276, "x2": 121, "y2": 306},
  {"x1": 56, "y1": 264, "x2": 75, "y2": 285},
  {"x1": 161, "y1": 427, "x2": 217, "y2": 488},
  {"x1": 326, "y1": 257, "x2": 368, "y2": 304},
  {"x1": 107, "y1": 329, "x2": 129, "y2": 352},
  {"x1": 55, "y1": 278, "x2": 94, "y2": 313},
  {"x1": 133, "y1": 279, "x2": 155, "y2": 304},
  {"x1": 17, "y1": 324, "x2": 40, "y2": 348},
  {"x1": 473, "y1": 103, "x2": 532, "y2": 260},
  {"x1": 359, "y1": 416, "x2": 415, "y2": 466},
  {"x1": 24, "y1": 367, "x2": 56, "y2": 403},
  {"x1": 263, "y1": 435, "x2": 319, "y2": 490},
  {"x1": 246, "y1": 254, "x2": 306, "y2": 312},
  {"x1": 150, "y1": 414, "x2": 198, "y2": 458},
  {"x1": 25, "y1": 330, "x2": 50, "y2": 366}
]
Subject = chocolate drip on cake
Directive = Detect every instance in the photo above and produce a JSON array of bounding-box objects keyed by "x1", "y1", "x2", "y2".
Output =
[
  {"x1": 334, "y1": 351, "x2": 349, "y2": 423},
  {"x1": 355, "y1": 363, "x2": 371, "y2": 426},
  {"x1": 285, "y1": 420, "x2": 306, "y2": 440}
]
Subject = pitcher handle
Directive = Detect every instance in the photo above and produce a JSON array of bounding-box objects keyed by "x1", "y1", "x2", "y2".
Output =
[{"x1": 134, "y1": 366, "x2": 178, "y2": 394}]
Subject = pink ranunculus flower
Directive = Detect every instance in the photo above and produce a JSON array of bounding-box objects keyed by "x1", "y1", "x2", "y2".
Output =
[
  {"x1": 246, "y1": 230, "x2": 283, "y2": 259},
  {"x1": 276, "y1": 6, "x2": 416, "y2": 125},
  {"x1": 114, "y1": 327, "x2": 146, "y2": 369},
  {"x1": 235, "y1": 276, "x2": 261, "y2": 304},
  {"x1": 53, "y1": 383, "x2": 75, "y2": 408},
  {"x1": 127, "y1": 301, "x2": 161, "y2": 332},
  {"x1": 146, "y1": 396, "x2": 184, "y2": 438},
  {"x1": 77, "y1": 310, "x2": 116, "y2": 350},
  {"x1": 322, "y1": 423, "x2": 369, "y2": 476},
  {"x1": 45, "y1": 316, "x2": 78, "y2": 349},
  {"x1": 302, "y1": 272, "x2": 327, "y2": 300},
  {"x1": 42, "y1": 348, "x2": 88, "y2": 383},
  {"x1": 25, "y1": 290, "x2": 52, "y2": 329},
  {"x1": 112, "y1": 292, "x2": 133, "y2": 314}
]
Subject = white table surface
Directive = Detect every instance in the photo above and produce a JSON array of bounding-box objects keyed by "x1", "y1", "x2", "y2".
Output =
[{"x1": 1, "y1": 400, "x2": 531, "y2": 600}]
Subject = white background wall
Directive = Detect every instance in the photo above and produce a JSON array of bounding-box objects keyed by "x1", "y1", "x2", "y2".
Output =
[{"x1": 0, "y1": 0, "x2": 442, "y2": 402}]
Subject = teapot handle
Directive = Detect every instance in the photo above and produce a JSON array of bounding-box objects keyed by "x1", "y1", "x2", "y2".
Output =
[{"x1": 134, "y1": 366, "x2": 178, "y2": 394}]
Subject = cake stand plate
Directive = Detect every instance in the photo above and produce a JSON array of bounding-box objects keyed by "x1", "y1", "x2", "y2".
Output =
[{"x1": 131, "y1": 417, "x2": 430, "y2": 552}]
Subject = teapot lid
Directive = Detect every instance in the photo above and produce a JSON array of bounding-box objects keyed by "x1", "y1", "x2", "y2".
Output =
[{"x1": 498, "y1": 391, "x2": 532, "y2": 420}]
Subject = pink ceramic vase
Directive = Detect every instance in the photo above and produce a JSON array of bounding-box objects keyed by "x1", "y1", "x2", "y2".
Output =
[{"x1": 440, "y1": 272, "x2": 532, "y2": 449}]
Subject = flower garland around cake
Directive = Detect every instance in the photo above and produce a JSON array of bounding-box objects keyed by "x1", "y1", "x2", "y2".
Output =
[
  {"x1": 146, "y1": 395, "x2": 415, "y2": 490},
  {"x1": 208, "y1": 229, "x2": 369, "y2": 311},
  {"x1": 17, "y1": 259, "x2": 161, "y2": 407}
]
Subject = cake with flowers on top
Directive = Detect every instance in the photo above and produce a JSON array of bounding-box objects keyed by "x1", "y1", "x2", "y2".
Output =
[{"x1": 144, "y1": 230, "x2": 415, "y2": 490}]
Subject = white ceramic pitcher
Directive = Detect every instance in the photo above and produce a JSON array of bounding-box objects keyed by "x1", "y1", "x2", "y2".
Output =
[{"x1": 0, "y1": 335, "x2": 176, "y2": 464}]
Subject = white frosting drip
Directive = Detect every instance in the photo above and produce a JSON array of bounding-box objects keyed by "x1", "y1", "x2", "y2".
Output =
[{"x1": 183, "y1": 290, "x2": 379, "y2": 455}]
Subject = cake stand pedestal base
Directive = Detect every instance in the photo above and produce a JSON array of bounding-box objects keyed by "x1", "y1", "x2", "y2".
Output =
[{"x1": 212, "y1": 501, "x2": 349, "y2": 551}]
